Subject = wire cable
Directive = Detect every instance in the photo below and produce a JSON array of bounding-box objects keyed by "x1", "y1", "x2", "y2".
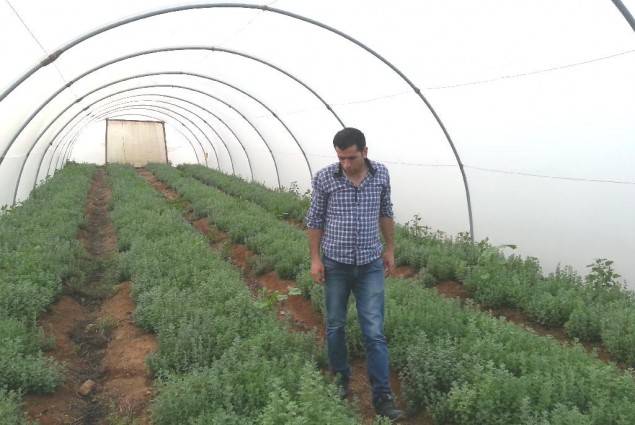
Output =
[
  {"x1": 4, "y1": 0, "x2": 78, "y2": 98},
  {"x1": 213, "y1": 1, "x2": 281, "y2": 52},
  {"x1": 308, "y1": 154, "x2": 634, "y2": 185},
  {"x1": 423, "y1": 49, "x2": 635, "y2": 91},
  {"x1": 4, "y1": 0, "x2": 47, "y2": 54},
  {"x1": 464, "y1": 165, "x2": 635, "y2": 185},
  {"x1": 293, "y1": 48, "x2": 635, "y2": 108}
]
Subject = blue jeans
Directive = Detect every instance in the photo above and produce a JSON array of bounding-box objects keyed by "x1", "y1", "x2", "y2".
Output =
[{"x1": 323, "y1": 256, "x2": 391, "y2": 403}]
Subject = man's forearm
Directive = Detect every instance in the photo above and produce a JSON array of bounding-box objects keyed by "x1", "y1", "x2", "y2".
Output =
[
  {"x1": 308, "y1": 228, "x2": 324, "y2": 260},
  {"x1": 379, "y1": 216, "x2": 395, "y2": 253}
]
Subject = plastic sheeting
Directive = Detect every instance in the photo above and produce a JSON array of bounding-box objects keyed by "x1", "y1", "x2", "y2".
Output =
[{"x1": 1, "y1": 1, "x2": 634, "y2": 286}]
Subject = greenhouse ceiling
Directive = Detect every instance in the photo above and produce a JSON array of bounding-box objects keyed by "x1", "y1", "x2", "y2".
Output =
[{"x1": 1, "y1": 0, "x2": 634, "y2": 286}]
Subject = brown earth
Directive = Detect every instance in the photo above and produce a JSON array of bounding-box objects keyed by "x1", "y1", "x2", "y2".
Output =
[
  {"x1": 138, "y1": 168, "x2": 432, "y2": 424},
  {"x1": 22, "y1": 166, "x2": 622, "y2": 425},
  {"x1": 24, "y1": 168, "x2": 157, "y2": 425},
  {"x1": 139, "y1": 167, "x2": 627, "y2": 423}
]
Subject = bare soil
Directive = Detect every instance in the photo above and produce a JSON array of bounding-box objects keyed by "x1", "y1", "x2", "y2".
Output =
[
  {"x1": 24, "y1": 168, "x2": 157, "y2": 425},
  {"x1": 23, "y1": 166, "x2": 622, "y2": 425},
  {"x1": 139, "y1": 167, "x2": 627, "y2": 423},
  {"x1": 138, "y1": 168, "x2": 432, "y2": 424}
]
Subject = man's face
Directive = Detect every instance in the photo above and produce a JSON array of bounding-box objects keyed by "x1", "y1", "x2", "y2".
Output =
[{"x1": 335, "y1": 145, "x2": 368, "y2": 176}]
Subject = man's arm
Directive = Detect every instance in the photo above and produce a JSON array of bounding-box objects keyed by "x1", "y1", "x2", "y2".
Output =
[
  {"x1": 308, "y1": 227, "x2": 324, "y2": 284},
  {"x1": 380, "y1": 216, "x2": 395, "y2": 274}
]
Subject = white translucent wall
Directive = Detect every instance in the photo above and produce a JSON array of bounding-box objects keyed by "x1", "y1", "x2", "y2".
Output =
[{"x1": 1, "y1": 0, "x2": 634, "y2": 286}]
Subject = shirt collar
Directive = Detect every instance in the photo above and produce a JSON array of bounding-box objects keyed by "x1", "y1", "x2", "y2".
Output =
[{"x1": 334, "y1": 158, "x2": 376, "y2": 178}]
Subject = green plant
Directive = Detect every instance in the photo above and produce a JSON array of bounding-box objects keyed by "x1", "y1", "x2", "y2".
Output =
[
  {"x1": 309, "y1": 284, "x2": 326, "y2": 317},
  {"x1": 204, "y1": 227, "x2": 223, "y2": 244},
  {"x1": 94, "y1": 316, "x2": 118, "y2": 338},
  {"x1": 419, "y1": 271, "x2": 437, "y2": 287},
  {"x1": 404, "y1": 214, "x2": 431, "y2": 239},
  {"x1": 258, "y1": 364, "x2": 364, "y2": 425},
  {"x1": 524, "y1": 290, "x2": 576, "y2": 328},
  {"x1": 0, "y1": 389, "x2": 36, "y2": 425},
  {"x1": 218, "y1": 240, "x2": 233, "y2": 261},
  {"x1": 599, "y1": 301, "x2": 635, "y2": 365},
  {"x1": 464, "y1": 249, "x2": 542, "y2": 310},
  {"x1": 121, "y1": 162, "x2": 635, "y2": 422},
  {"x1": 0, "y1": 163, "x2": 94, "y2": 397},
  {"x1": 150, "y1": 331, "x2": 321, "y2": 424},
  {"x1": 401, "y1": 333, "x2": 462, "y2": 410},
  {"x1": 294, "y1": 269, "x2": 315, "y2": 298},
  {"x1": 564, "y1": 300, "x2": 605, "y2": 342},
  {"x1": 248, "y1": 255, "x2": 275, "y2": 276},
  {"x1": 164, "y1": 197, "x2": 188, "y2": 212},
  {"x1": 0, "y1": 337, "x2": 64, "y2": 392},
  {"x1": 65, "y1": 253, "x2": 120, "y2": 298},
  {"x1": 254, "y1": 287, "x2": 302, "y2": 310},
  {"x1": 585, "y1": 258, "x2": 623, "y2": 289},
  {"x1": 425, "y1": 245, "x2": 467, "y2": 281}
]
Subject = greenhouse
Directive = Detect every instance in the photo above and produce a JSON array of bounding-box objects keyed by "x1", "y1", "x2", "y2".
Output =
[{"x1": 1, "y1": 1, "x2": 635, "y2": 424}]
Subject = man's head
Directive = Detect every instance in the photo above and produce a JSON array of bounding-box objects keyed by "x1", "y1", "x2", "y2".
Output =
[
  {"x1": 333, "y1": 127, "x2": 368, "y2": 176},
  {"x1": 333, "y1": 127, "x2": 366, "y2": 151}
]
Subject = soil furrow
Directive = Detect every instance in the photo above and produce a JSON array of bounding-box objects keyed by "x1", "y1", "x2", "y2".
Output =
[
  {"x1": 25, "y1": 168, "x2": 157, "y2": 425},
  {"x1": 137, "y1": 167, "x2": 429, "y2": 424}
]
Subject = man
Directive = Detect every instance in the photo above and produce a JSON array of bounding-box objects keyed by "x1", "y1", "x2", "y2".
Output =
[{"x1": 305, "y1": 127, "x2": 405, "y2": 421}]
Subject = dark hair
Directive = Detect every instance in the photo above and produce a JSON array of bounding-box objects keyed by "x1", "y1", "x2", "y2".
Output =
[{"x1": 333, "y1": 127, "x2": 366, "y2": 151}]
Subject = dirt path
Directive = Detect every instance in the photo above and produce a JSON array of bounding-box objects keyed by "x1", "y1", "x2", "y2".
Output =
[
  {"x1": 18, "y1": 165, "x2": 622, "y2": 424},
  {"x1": 25, "y1": 168, "x2": 157, "y2": 425},
  {"x1": 138, "y1": 168, "x2": 430, "y2": 424},
  {"x1": 139, "y1": 166, "x2": 628, "y2": 423}
]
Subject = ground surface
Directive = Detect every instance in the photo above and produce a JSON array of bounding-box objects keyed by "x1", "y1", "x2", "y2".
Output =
[
  {"x1": 25, "y1": 168, "x2": 157, "y2": 425},
  {"x1": 23, "y1": 167, "x2": 620, "y2": 424}
]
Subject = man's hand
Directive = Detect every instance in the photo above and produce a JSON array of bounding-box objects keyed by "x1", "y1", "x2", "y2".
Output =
[
  {"x1": 311, "y1": 258, "x2": 325, "y2": 285},
  {"x1": 308, "y1": 228, "x2": 324, "y2": 284}
]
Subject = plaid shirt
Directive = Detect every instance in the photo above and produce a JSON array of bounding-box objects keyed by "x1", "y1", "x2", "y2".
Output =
[{"x1": 306, "y1": 159, "x2": 393, "y2": 265}]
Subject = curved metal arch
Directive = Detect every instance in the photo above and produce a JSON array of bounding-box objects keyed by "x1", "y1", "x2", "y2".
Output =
[
  {"x1": 37, "y1": 87, "x2": 256, "y2": 191},
  {"x1": 35, "y1": 104, "x2": 206, "y2": 197},
  {"x1": 158, "y1": 81, "x2": 283, "y2": 187},
  {"x1": 101, "y1": 93, "x2": 233, "y2": 172},
  {"x1": 46, "y1": 102, "x2": 211, "y2": 182},
  {"x1": 611, "y1": 0, "x2": 635, "y2": 32},
  {"x1": 61, "y1": 111, "x2": 200, "y2": 171},
  {"x1": 22, "y1": 83, "x2": 258, "y2": 204},
  {"x1": 22, "y1": 74, "x2": 277, "y2": 198},
  {"x1": 90, "y1": 96, "x2": 223, "y2": 166},
  {"x1": 0, "y1": 46, "x2": 332, "y2": 178},
  {"x1": 47, "y1": 106, "x2": 203, "y2": 173},
  {"x1": 140, "y1": 81, "x2": 283, "y2": 188},
  {"x1": 42, "y1": 109, "x2": 199, "y2": 182},
  {"x1": 98, "y1": 103, "x2": 209, "y2": 159},
  {"x1": 46, "y1": 110, "x2": 198, "y2": 181},
  {"x1": 94, "y1": 88, "x2": 241, "y2": 172},
  {"x1": 93, "y1": 88, "x2": 253, "y2": 175},
  {"x1": 105, "y1": 113, "x2": 200, "y2": 165},
  {"x1": 43, "y1": 105, "x2": 205, "y2": 185},
  {"x1": 54, "y1": 104, "x2": 208, "y2": 172},
  {"x1": 150, "y1": 70, "x2": 313, "y2": 178},
  {"x1": 85, "y1": 104, "x2": 215, "y2": 166},
  {"x1": 1, "y1": 3, "x2": 473, "y2": 239},
  {"x1": 266, "y1": 8, "x2": 476, "y2": 241}
]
